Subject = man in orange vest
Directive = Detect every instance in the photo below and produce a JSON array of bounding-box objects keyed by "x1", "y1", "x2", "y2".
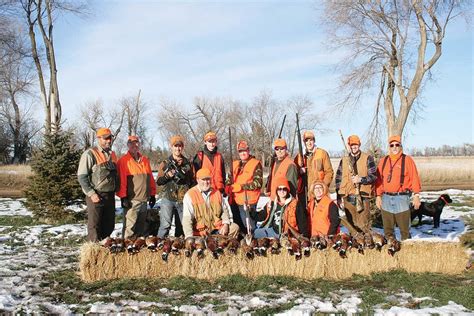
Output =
[
  {"x1": 335, "y1": 135, "x2": 376, "y2": 235},
  {"x1": 117, "y1": 136, "x2": 157, "y2": 239},
  {"x1": 193, "y1": 131, "x2": 226, "y2": 194},
  {"x1": 156, "y1": 135, "x2": 195, "y2": 238},
  {"x1": 266, "y1": 138, "x2": 298, "y2": 200},
  {"x1": 229, "y1": 140, "x2": 263, "y2": 233},
  {"x1": 77, "y1": 128, "x2": 118, "y2": 242},
  {"x1": 182, "y1": 168, "x2": 239, "y2": 238},
  {"x1": 375, "y1": 135, "x2": 421, "y2": 240},
  {"x1": 308, "y1": 180, "x2": 340, "y2": 237}
]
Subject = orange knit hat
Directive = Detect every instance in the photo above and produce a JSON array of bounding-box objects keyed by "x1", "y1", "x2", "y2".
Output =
[
  {"x1": 303, "y1": 130, "x2": 315, "y2": 141},
  {"x1": 204, "y1": 132, "x2": 217, "y2": 141},
  {"x1": 96, "y1": 128, "x2": 112, "y2": 138},
  {"x1": 196, "y1": 168, "x2": 212, "y2": 179},
  {"x1": 170, "y1": 135, "x2": 184, "y2": 146},
  {"x1": 274, "y1": 177, "x2": 290, "y2": 194},
  {"x1": 348, "y1": 135, "x2": 361, "y2": 146},
  {"x1": 388, "y1": 135, "x2": 401, "y2": 144},
  {"x1": 273, "y1": 138, "x2": 287, "y2": 149}
]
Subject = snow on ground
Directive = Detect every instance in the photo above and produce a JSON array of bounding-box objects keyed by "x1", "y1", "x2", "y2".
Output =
[{"x1": 0, "y1": 190, "x2": 473, "y2": 313}]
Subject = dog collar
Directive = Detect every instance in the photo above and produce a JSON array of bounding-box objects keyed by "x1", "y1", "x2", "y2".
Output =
[{"x1": 440, "y1": 196, "x2": 449, "y2": 205}]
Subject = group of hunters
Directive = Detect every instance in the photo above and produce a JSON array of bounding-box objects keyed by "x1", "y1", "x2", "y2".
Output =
[{"x1": 77, "y1": 127, "x2": 421, "y2": 244}]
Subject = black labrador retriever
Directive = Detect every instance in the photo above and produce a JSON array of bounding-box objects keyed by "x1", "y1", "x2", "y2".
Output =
[{"x1": 410, "y1": 194, "x2": 452, "y2": 228}]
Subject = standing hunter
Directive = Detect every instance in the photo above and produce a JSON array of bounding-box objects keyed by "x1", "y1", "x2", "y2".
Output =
[
  {"x1": 295, "y1": 131, "x2": 334, "y2": 196},
  {"x1": 193, "y1": 131, "x2": 226, "y2": 195},
  {"x1": 266, "y1": 138, "x2": 298, "y2": 200},
  {"x1": 375, "y1": 135, "x2": 421, "y2": 240},
  {"x1": 77, "y1": 128, "x2": 118, "y2": 242},
  {"x1": 156, "y1": 135, "x2": 195, "y2": 238},
  {"x1": 116, "y1": 135, "x2": 157, "y2": 239},
  {"x1": 228, "y1": 140, "x2": 263, "y2": 233},
  {"x1": 335, "y1": 135, "x2": 376, "y2": 235}
]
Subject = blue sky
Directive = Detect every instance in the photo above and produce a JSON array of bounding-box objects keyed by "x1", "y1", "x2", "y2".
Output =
[{"x1": 53, "y1": 0, "x2": 473, "y2": 152}]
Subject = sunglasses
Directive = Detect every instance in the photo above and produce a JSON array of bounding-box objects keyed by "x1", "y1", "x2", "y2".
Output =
[
  {"x1": 274, "y1": 147, "x2": 287, "y2": 151},
  {"x1": 238, "y1": 149, "x2": 248, "y2": 153},
  {"x1": 390, "y1": 143, "x2": 401, "y2": 148},
  {"x1": 277, "y1": 187, "x2": 288, "y2": 191}
]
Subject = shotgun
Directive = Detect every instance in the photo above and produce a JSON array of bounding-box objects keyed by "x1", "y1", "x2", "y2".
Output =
[
  {"x1": 265, "y1": 115, "x2": 287, "y2": 194},
  {"x1": 339, "y1": 130, "x2": 364, "y2": 212}
]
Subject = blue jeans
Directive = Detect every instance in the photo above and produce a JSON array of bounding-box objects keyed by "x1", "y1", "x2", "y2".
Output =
[
  {"x1": 253, "y1": 227, "x2": 279, "y2": 239},
  {"x1": 382, "y1": 194, "x2": 411, "y2": 213},
  {"x1": 238, "y1": 204, "x2": 256, "y2": 233},
  {"x1": 158, "y1": 199, "x2": 183, "y2": 238}
]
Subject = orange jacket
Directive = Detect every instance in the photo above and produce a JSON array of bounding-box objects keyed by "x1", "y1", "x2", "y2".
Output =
[
  {"x1": 232, "y1": 158, "x2": 261, "y2": 205},
  {"x1": 375, "y1": 153, "x2": 421, "y2": 195},
  {"x1": 117, "y1": 152, "x2": 156, "y2": 201},
  {"x1": 308, "y1": 195, "x2": 340, "y2": 237},
  {"x1": 270, "y1": 157, "x2": 297, "y2": 200},
  {"x1": 200, "y1": 152, "x2": 225, "y2": 191}
]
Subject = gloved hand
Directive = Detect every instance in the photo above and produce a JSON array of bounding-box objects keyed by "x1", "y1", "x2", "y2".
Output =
[
  {"x1": 148, "y1": 195, "x2": 156, "y2": 208},
  {"x1": 121, "y1": 197, "x2": 132, "y2": 209},
  {"x1": 231, "y1": 183, "x2": 242, "y2": 193}
]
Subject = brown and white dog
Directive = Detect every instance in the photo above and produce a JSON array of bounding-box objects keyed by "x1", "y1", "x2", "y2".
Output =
[{"x1": 410, "y1": 194, "x2": 452, "y2": 228}]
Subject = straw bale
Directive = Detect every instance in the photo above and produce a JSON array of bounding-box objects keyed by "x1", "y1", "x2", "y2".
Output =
[{"x1": 79, "y1": 241, "x2": 469, "y2": 283}]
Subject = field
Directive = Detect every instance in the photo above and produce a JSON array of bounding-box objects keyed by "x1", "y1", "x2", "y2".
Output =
[{"x1": 1, "y1": 156, "x2": 473, "y2": 197}]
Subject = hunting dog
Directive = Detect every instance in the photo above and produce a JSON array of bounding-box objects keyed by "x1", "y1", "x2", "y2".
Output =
[{"x1": 410, "y1": 194, "x2": 452, "y2": 228}]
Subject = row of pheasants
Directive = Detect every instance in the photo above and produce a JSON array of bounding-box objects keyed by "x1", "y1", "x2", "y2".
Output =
[{"x1": 101, "y1": 231, "x2": 401, "y2": 261}]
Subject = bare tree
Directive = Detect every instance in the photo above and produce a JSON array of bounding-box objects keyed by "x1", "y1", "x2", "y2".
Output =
[
  {"x1": 322, "y1": 0, "x2": 468, "y2": 142},
  {"x1": 0, "y1": 18, "x2": 40, "y2": 163}
]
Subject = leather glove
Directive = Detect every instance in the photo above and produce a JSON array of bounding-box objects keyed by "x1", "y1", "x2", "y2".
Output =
[
  {"x1": 148, "y1": 195, "x2": 156, "y2": 208},
  {"x1": 231, "y1": 183, "x2": 242, "y2": 193},
  {"x1": 121, "y1": 198, "x2": 132, "y2": 209}
]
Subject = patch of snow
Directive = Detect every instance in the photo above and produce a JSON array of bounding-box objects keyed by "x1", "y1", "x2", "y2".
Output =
[
  {"x1": 374, "y1": 301, "x2": 471, "y2": 315},
  {"x1": 0, "y1": 198, "x2": 32, "y2": 216}
]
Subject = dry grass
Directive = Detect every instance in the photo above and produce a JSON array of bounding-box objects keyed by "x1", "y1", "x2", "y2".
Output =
[
  {"x1": 79, "y1": 241, "x2": 469, "y2": 283},
  {"x1": 0, "y1": 164, "x2": 32, "y2": 197},
  {"x1": 330, "y1": 156, "x2": 474, "y2": 191}
]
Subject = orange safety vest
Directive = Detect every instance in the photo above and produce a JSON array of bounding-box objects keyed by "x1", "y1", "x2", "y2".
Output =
[
  {"x1": 308, "y1": 195, "x2": 339, "y2": 237},
  {"x1": 90, "y1": 147, "x2": 118, "y2": 193},
  {"x1": 187, "y1": 186, "x2": 224, "y2": 236},
  {"x1": 200, "y1": 152, "x2": 225, "y2": 191},
  {"x1": 270, "y1": 157, "x2": 296, "y2": 200},
  {"x1": 232, "y1": 158, "x2": 261, "y2": 205}
]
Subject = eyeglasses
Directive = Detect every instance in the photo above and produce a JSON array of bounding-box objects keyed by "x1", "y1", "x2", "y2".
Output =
[
  {"x1": 274, "y1": 147, "x2": 287, "y2": 151},
  {"x1": 314, "y1": 186, "x2": 324, "y2": 191},
  {"x1": 277, "y1": 187, "x2": 288, "y2": 191},
  {"x1": 390, "y1": 143, "x2": 401, "y2": 148}
]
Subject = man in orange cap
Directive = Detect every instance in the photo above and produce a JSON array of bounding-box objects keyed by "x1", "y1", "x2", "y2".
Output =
[
  {"x1": 193, "y1": 131, "x2": 226, "y2": 195},
  {"x1": 182, "y1": 168, "x2": 239, "y2": 238},
  {"x1": 335, "y1": 134, "x2": 376, "y2": 235},
  {"x1": 375, "y1": 135, "x2": 421, "y2": 240},
  {"x1": 266, "y1": 138, "x2": 298, "y2": 201},
  {"x1": 228, "y1": 140, "x2": 263, "y2": 233},
  {"x1": 77, "y1": 127, "x2": 118, "y2": 242},
  {"x1": 116, "y1": 135, "x2": 157, "y2": 238},
  {"x1": 156, "y1": 135, "x2": 195, "y2": 238}
]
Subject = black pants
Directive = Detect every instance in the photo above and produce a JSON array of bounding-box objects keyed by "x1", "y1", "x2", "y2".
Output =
[{"x1": 86, "y1": 192, "x2": 116, "y2": 242}]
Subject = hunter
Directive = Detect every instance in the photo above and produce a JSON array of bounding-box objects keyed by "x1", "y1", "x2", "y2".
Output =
[
  {"x1": 308, "y1": 180, "x2": 340, "y2": 237},
  {"x1": 375, "y1": 135, "x2": 421, "y2": 240},
  {"x1": 182, "y1": 168, "x2": 239, "y2": 238},
  {"x1": 77, "y1": 128, "x2": 118, "y2": 242},
  {"x1": 266, "y1": 138, "x2": 298, "y2": 200},
  {"x1": 116, "y1": 135, "x2": 157, "y2": 238},
  {"x1": 156, "y1": 135, "x2": 195, "y2": 238},
  {"x1": 192, "y1": 131, "x2": 226, "y2": 195},
  {"x1": 335, "y1": 135, "x2": 376, "y2": 235},
  {"x1": 228, "y1": 140, "x2": 263, "y2": 233}
]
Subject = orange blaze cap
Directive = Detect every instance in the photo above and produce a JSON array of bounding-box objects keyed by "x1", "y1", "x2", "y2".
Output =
[
  {"x1": 196, "y1": 168, "x2": 212, "y2": 180},
  {"x1": 96, "y1": 128, "x2": 112, "y2": 138},
  {"x1": 273, "y1": 138, "x2": 287, "y2": 149},
  {"x1": 127, "y1": 135, "x2": 139, "y2": 143},
  {"x1": 237, "y1": 140, "x2": 249, "y2": 151},
  {"x1": 170, "y1": 135, "x2": 184, "y2": 146},
  {"x1": 347, "y1": 135, "x2": 361, "y2": 146},
  {"x1": 388, "y1": 135, "x2": 401, "y2": 144}
]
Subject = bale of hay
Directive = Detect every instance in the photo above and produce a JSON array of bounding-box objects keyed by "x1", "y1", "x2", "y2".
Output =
[{"x1": 79, "y1": 241, "x2": 469, "y2": 283}]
